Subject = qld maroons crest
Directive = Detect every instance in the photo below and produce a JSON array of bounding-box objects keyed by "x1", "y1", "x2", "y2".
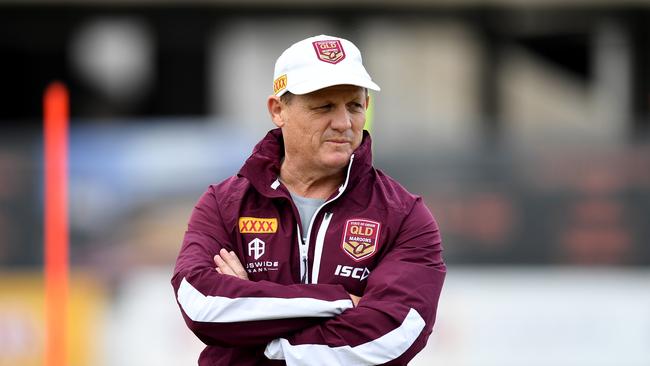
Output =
[
  {"x1": 312, "y1": 40, "x2": 346, "y2": 64},
  {"x1": 341, "y1": 219, "x2": 381, "y2": 261}
]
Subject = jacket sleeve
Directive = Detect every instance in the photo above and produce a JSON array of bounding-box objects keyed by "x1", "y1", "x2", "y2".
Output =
[
  {"x1": 171, "y1": 185, "x2": 354, "y2": 347},
  {"x1": 264, "y1": 198, "x2": 446, "y2": 365}
]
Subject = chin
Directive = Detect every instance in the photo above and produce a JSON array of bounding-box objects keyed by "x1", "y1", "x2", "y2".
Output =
[{"x1": 320, "y1": 152, "x2": 352, "y2": 170}]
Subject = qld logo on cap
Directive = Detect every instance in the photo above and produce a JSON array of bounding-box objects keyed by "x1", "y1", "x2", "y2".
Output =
[{"x1": 312, "y1": 40, "x2": 346, "y2": 64}]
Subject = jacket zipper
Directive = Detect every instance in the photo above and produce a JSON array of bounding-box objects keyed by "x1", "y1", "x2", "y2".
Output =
[
  {"x1": 311, "y1": 212, "x2": 333, "y2": 284},
  {"x1": 297, "y1": 224, "x2": 309, "y2": 284},
  {"x1": 298, "y1": 154, "x2": 355, "y2": 284}
]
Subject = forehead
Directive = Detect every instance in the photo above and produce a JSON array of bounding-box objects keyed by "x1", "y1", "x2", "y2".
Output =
[{"x1": 300, "y1": 85, "x2": 366, "y2": 101}]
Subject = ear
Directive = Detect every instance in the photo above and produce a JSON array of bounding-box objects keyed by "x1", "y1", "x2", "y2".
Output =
[
  {"x1": 267, "y1": 95, "x2": 285, "y2": 128},
  {"x1": 365, "y1": 94, "x2": 371, "y2": 110}
]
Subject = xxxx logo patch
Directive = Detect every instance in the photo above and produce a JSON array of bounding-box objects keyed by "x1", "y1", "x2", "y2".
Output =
[
  {"x1": 312, "y1": 40, "x2": 346, "y2": 64},
  {"x1": 273, "y1": 74, "x2": 287, "y2": 95},
  {"x1": 239, "y1": 217, "x2": 277, "y2": 234},
  {"x1": 341, "y1": 219, "x2": 381, "y2": 261}
]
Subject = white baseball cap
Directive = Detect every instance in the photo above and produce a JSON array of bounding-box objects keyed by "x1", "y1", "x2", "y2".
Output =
[{"x1": 272, "y1": 34, "x2": 380, "y2": 96}]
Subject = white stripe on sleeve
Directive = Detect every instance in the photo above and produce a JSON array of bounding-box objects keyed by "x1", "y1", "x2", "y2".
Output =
[
  {"x1": 177, "y1": 277, "x2": 353, "y2": 322},
  {"x1": 264, "y1": 308, "x2": 426, "y2": 365}
]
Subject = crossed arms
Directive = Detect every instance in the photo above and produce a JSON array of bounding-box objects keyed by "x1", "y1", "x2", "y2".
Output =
[
  {"x1": 172, "y1": 188, "x2": 445, "y2": 365},
  {"x1": 214, "y1": 248, "x2": 361, "y2": 306}
]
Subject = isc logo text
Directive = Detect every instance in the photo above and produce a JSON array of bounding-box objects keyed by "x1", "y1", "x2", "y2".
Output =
[{"x1": 334, "y1": 265, "x2": 370, "y2": 281}]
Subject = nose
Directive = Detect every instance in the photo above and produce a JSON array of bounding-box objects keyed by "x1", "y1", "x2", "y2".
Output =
[{"x1": 330, "y1": 105, "x2": 352, "y2": 131}]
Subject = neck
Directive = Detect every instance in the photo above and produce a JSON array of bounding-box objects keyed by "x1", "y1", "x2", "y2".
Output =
[{"x1": 280, "y1": 157, "x2": 347, "y2": 199}]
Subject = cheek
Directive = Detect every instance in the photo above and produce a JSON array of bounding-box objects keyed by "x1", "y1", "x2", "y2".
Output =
[
  {"x1": 303, "y1": 121, "x2": 321, "y2": 141},
  {"x1": 307, "y1": 117, "x2": 328, "y2": 140},
  {"x1": 354, "y1": 116, "x2": 365, "y2": 130},
  {"x1": 282, "y1": 121, "x2": 305, "y2": 152},
  {"x1": 287, "y1": 116, "x2": 321, "y2": 152},
  {"x1": 355, "y1": 116, "x2": 366, "y2": 142},
  {"x1": 352, "y1": 115, "x2": 365, "y2": 133}
]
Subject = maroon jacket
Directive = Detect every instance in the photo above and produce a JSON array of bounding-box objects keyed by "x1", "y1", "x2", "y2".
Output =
[{"x1": 172, "y1": 129, "x2": 446, "y2": 365}]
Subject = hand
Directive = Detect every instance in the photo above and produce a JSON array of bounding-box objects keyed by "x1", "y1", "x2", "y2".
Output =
[
  {"x1": 214, "y1": 248, "x2": 249, "y2": 280},
  {"x1": 348, "y1": 293, "x2": 361, "y2": 307}
]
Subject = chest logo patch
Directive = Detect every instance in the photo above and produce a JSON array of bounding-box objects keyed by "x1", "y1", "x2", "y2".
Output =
[
  {"x1": 248, "y1": 238, "x2": 265, "y2": 260},
  {"x1": 341, "y1": 219, "x2": 381, "y2": 261},
  {"x1": 239, "y1": 217, "x2": 277, "y2": 234}
]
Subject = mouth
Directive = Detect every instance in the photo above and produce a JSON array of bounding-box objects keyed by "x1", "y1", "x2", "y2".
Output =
[{"x1": 326, "y1": 139, "x2": 350, "y2": 145}]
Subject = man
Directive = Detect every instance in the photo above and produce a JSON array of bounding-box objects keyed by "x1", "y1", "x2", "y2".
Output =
[{"x1": 172, "y1": 34, "x2": 446, "y2": 365}]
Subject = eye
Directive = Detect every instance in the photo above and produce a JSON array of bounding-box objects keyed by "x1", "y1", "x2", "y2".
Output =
[
  {"x1": 348, "y1": 102, "x2": 364, "y2": 112},
  {"x1": 314, "y1": 103, "x2": 333, "y2": 111}
]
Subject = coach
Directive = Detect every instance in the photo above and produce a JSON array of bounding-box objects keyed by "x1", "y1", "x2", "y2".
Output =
[{"x1": 172, "y1": 34, "x2": 446, "y2": 365}]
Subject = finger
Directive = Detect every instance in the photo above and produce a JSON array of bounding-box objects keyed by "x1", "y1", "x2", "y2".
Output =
[
  {"x1": 220, "y1": 249, "x2": 248, "y2": 280},
  {"x1": 216, "y1": 250, "x2": 237, "y2": 273},
  {"x1": 226, "y1": 253, "x2": 248, "y2": 280},
  {"x1": 226, "y1": 250, "x2": 248, "y2": 280},
  {"x1": 214, "y1": 254, "x2": 234, "y2": 275},
  {"x1": 215, "y1": 254, "x2": 238, "y2": 277},
  {"x1": 348, "y1": 293, "x2": 361, "y2": 307},
  {"x1": 216, "y1": 267, "x2": 222, "y2": 274}
]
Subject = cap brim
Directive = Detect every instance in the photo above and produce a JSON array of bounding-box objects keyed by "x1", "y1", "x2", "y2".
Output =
[{"x1": 286, "y1": 66, "x2": 380, "y2": 95}]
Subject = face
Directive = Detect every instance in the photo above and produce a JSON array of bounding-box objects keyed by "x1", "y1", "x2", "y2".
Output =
[{"x1": 268, "y1": 85, "x2": 369, "y2": 173}]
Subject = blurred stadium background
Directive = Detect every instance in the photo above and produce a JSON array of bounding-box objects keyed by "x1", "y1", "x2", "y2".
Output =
[{"x1": 1, "y1": 0, "x2": 650, "y2": 365}]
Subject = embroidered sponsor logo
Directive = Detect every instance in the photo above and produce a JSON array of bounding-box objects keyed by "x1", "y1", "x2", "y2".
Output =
[
  {"x1": 273, "y1": 74, "x2": 287, "y2": 95},
  {"x1": 247, "y1": 238, "x2": 265, "y2": 260},
  {"x1": 334, "y1": 265, "x2": 370, "y2": 281},
  {"x1": 239, "y1": 217, "x2": 277, "y2": 234},
  {"x1": 312, "y1": 40, "x2": 346, "y2": 64},
  {"x1": 246, "y1": 260, "x2": 279, "y2": 273},
  {"x1": 341, "y1": 219, "x2": 381, "y2": 261}
]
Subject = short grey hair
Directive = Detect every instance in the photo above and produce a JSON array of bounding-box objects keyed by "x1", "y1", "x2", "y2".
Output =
[{"x1": 280, "y1": 87, "x2": 368, "y2": 105}]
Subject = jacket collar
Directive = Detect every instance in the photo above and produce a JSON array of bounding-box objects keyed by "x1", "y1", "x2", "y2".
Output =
[{"x1": 238, "y1": 128, "x2": 373, "y2": 198}]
